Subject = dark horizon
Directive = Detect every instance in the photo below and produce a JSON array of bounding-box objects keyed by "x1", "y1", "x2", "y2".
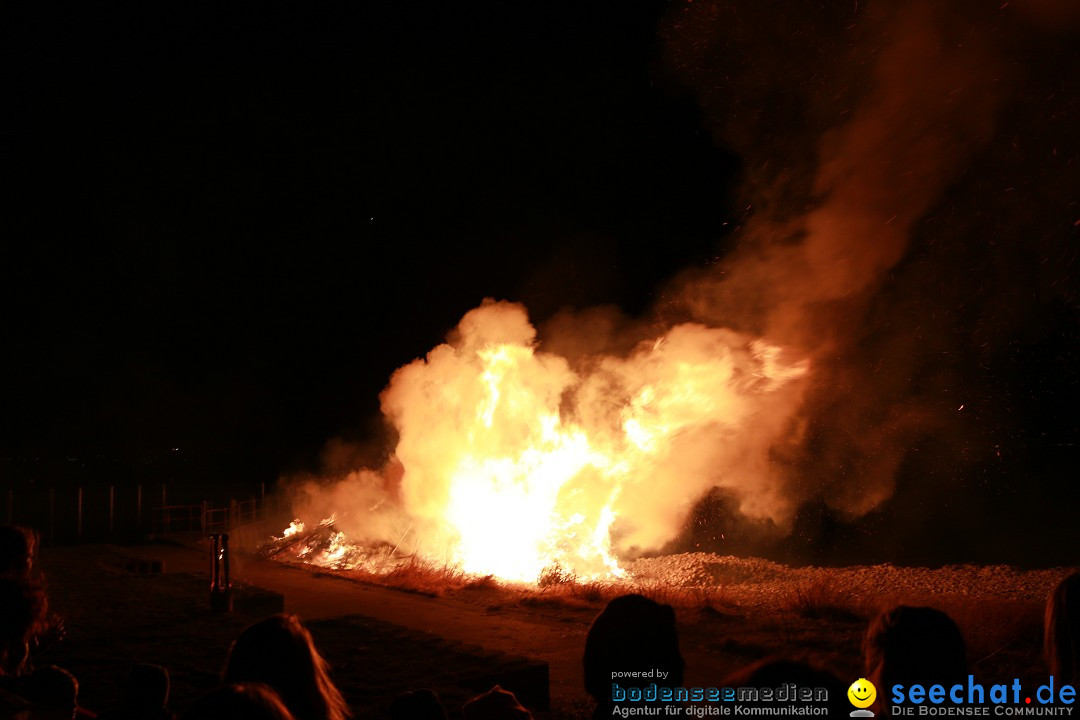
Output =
[
  {"x1": 2, "y1": 1, "x2": 1077, "y2": 566},
  {"x1": 1, "y1": 2, "x2": 738, "y2": 476}
]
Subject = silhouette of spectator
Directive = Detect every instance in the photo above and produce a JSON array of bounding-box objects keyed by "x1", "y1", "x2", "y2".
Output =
[
  {"x1": 0, "y1": 686, "x2": 31, "y2": 720},
  {"x1": 0, "y1": 527, "x2": 36, "y2": 582},
  {"x1": 865, "y1": 606, "x2": 967, "y2": 715},
  {"x1": 583, "y1": 594, "x2": 684, "y2": 720},
  {"x1": 389, "y1": 689, "x2": 446, "y2": 720},
  {"x1": 21, "y1": 665, "x2": 77, "y2": 720},
  {"x1": 0, "y1": 579, "x2": 48, "y2": 678},
  {"x1": 180, "y1": 683, "x2": 295, "y2": 720},
  {"x1": 1045, "y1": 572, "x2": 1080, "y2": 688},
  {"x1": 97, "y1": 664, "x2": 173, "y2": 720},
  {"x1": 0, "y1": 526, "x2": 62, "y2": 661},
  {"x1": 222, "y1": 614, "x2": 349, "y2": 720},
  {"x1": 0, "y1": 579, "x2": 33, "y2": 717},
  {"x1": 462, "y1": 685, "x2": 532, "y2": 720},
  {"x1": 722, "y1": 658, "x2": 848, "y2": 717}
]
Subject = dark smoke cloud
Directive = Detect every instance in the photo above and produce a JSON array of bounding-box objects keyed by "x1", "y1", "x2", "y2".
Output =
[
  {"x1": 664, "y1": 0, "x2": 1006, "y2": 343},
  {"x1": 656, "y1": 0, "x2": 1078, "y2": 543}
]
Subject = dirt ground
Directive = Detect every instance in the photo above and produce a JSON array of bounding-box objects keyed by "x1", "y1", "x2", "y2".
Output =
[{"x1": 33, "y1": 541, "x2": 1074, "y2": 719}]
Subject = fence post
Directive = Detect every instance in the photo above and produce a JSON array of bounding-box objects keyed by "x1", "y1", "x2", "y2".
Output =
[{"x1": 201, "y1": 501, "x2": 208, "y2": 532}]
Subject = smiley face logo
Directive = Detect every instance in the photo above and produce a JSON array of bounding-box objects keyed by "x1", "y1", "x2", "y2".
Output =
[{"x1": 848, "y1": 678, "x2": 877, "y2": 709}]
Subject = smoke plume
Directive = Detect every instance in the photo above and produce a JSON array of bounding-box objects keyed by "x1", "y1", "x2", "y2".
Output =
[{"x1": 657, "y1": 0, "x2": 1015, "y2": 524}]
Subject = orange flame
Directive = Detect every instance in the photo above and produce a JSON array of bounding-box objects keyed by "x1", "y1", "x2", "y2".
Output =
[{"x1": 281, "y1": 300, "x2": 809, "y2": 583}]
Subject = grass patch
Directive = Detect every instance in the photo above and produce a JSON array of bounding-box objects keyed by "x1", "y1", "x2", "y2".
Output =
[
  {"x1": 463, "y1": 573, "x2": 499, "y2": 591},
  {"x1": 629, "y1": 579, "x2": 736, "y2": 612},
  {"x1": 338, "y1": 555, "x2": 474, "y2": 597},
  {"x1": 779, "y1": 579, "x2": 866, "y2": 622}
]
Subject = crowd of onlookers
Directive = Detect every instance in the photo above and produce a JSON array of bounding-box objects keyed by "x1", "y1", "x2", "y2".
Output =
[
  {"x1": 580, "y1": 570, "x2": 1080, "y2": 719},
  {"x1": 1, "y1": 523, "x2": 1077, "y2": 719}
]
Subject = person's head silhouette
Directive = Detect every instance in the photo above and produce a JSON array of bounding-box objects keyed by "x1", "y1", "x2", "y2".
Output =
[
  {"x1": 223, "y1": 614, "x2": 349, "y2": 720},
  {"x1": 583, "y1": 594, "x2": 684, "y2": 718},
  {"x1": 1045, "y1": 572, "x2": 1080, "y2": 687}
]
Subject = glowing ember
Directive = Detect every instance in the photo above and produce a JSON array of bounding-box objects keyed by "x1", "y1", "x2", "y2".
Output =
[{"x1": 276, "y1": 300, "x2": 809, "y2": 584}]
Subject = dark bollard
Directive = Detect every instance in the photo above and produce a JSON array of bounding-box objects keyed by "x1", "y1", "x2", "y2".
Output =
[{"x1": 209, "y1": 533, "x2": 232, "y2": 613}]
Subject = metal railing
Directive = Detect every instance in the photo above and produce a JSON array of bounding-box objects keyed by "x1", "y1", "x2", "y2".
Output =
[
  {"x1": 151, "y1": 504, "x2": 205, "y2": 533},
  {"x1": 2, "y1": 483, "x2": 279, "y2": 542},
  {"x1": 235, "y1": 499, "x2": 259, "y2": 525},
  {"x1": 203, "y1": 506, "x2": 230, "y2": 534},
  {"x1": 150, "y1": 497, "x2": 276, "y2": 535}
]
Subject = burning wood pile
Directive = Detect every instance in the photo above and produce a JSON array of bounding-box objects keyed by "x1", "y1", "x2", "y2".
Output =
[{"x1": 259, "y1": 517, "x2": 409, "y2": 574}]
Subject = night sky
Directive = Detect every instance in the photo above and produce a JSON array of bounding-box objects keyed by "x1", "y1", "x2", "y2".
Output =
[{"x1": 2, "y1": 2, "x2": 1077, "y2": 563}]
